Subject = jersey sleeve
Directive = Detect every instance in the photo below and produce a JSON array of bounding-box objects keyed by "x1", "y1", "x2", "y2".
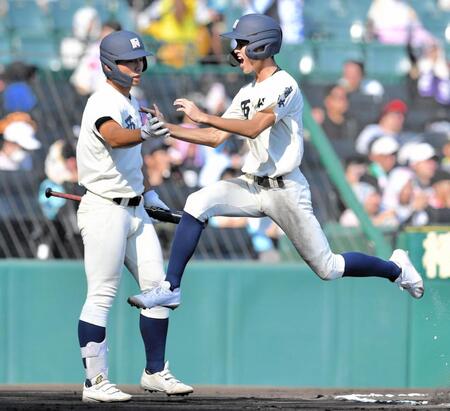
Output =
[
  {"x1": 259, "y1": 80, "x2": 300, "y2": 123},
  {"x1": 86, "y1": 94, "x2": 123, "y2": 139}
]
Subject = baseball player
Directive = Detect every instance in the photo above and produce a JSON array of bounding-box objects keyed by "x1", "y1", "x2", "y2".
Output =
[
  {"x1": 76, "y1": 30, "x2": 192, "y2": 402},
  {"x1": 127, "y1": 14, "x2": 424, "y2": 312}
]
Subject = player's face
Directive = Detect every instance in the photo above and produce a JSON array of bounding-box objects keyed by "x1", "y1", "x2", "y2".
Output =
[
  {"x1": 117, "y1": 58, "x2": 144, "y2": 86},
  {"x1": 233, "y1": 40, "x2": 254, "y2": 74}
]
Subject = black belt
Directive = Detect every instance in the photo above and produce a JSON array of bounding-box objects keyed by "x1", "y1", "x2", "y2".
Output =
[
  {"x1": 112, "y1": 195, "x2": 142, "y2": 207},
  {"x1": 247, "y1": 174, "x2": 285, "y2": 189}
]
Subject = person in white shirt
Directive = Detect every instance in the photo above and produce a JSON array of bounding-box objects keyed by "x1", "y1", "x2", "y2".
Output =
[
  {"x1": 127, "y1": 15, "x2": 424, "y2": 318},
  {"x1": 76, "y1": 29, "x2": 192, "y2": 403}
]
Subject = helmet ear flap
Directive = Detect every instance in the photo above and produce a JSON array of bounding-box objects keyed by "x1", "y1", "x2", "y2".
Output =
[{"x1": 245, "y1": 35, "x2": 281, "y2": 60}]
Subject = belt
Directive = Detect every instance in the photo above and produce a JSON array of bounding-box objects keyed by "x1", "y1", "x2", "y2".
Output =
[
  {"x1": 247, "y1": 174, "x2": 285, "y2": 189},
  {"x1": 112, "y1": 195, "x2": 142, "y2": 207}
]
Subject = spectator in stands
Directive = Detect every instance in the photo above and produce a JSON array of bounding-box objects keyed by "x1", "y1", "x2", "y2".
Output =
[
  {"x1": 338, "y1": 60, "x2": 384, "y2": 104},
  {"x1": 60, "y1": 6, "x2": 102, "y2": 70},
  {"x1": 70, "y1": 20, "x2": 122, "y2": 96},
  {"x1": 0, "y1": 120, "x2": 41, "y2": 171},
  {"x1": 366, "y1": 0, "x2": 435, "y2": 48},
  {"x1": 339, "y1": 181, "x2": 397, "y2": 227},
  {"x1": 242, "y1": 0, "x2": 304, "y2": 44},
  {"x1": 168, "y1": 92, "x2": 207, "y2": 188},
  {"x1": 2, "y1": 62, "x2": 37, "y2": 114},
  {"x1": 429, "y1": 168, "x2": 450, "y2": 209},
  {"x1": 311, "y1": 84, "x2": 359, "y2": 160},
  {"x1": 196, "y1": 0, "x2": 227, "y2": 64},
  {"x1": 37, "y1": 140, "x2": 83, "y2": 259},
  {"x1": 382, "y1": 166, "x2": 416, "y2": 224},
  {"x1": 355, "y1": 99, "x2": 409, "y2": 155},
  {"x1": 363, "y1": 135, "x2": 399, "y2": 191},
  {"x1": 441, "y1": 140, "x2": 450, "y2": 173},
  {"x1": 139, "y1": 0, "x2": 210, "y2": 68},
  {"x1": 142, "y1": 138, "x2": 192, "y2": 211},
  {"x1": 408, "y1": 142, "x2": 439, "y2": 192},
  {"x1": 416, "y1": 41, "x2": 450, "y2": 105}
]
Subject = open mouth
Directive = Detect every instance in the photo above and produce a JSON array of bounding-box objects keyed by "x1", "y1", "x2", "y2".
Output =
[{"x1": 233, "y1": 51, "x2": 244, "y2": 64}]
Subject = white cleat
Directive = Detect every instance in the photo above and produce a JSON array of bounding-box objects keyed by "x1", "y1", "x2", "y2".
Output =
[
  {"x1": 82, "y1": 372, "x2": 132, "y2": 403},
  {"x1": 141, "y1": 361, "x2": 193, "y2": 396},
  {"x1": 390, "y1": 249, "x2": 425, "y2": 299}
]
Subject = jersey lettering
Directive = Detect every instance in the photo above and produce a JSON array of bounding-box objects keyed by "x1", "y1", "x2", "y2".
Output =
[
  {"x1": 256, "y1": 98, "x2": 265, "y2": 109},
  {"x1": 241, "y1": 99, "x2": 251, "y2": 119},
  {"x1": 277, "y1": 86, "x2": 293, "y2": 108},
  {"x1": 125, "y1": 115, "x2": 136, "y2": 129}
]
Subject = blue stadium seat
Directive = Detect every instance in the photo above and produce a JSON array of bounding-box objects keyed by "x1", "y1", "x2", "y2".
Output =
[
  {"x1": 11, "y1": 35, "x2": 61, "y2": 70},
  {"x1": 312, "y1": 40, "x2": 364, "y2": 82},
  {"x1": 48, "y1": 0, "x2": 87, "y2": 36},
  {"x1": 0, "y1": 35, "x2": 10, "y2": 64},
  {"x1": 7, "y1": 0, "x2": 52, "y2": 36},
  {"x1": 277, "y1": 41, "x2": 314, "y2": 80},
  {"x1": 364, "y1": 43, "x2": 411, "y2": 82}
]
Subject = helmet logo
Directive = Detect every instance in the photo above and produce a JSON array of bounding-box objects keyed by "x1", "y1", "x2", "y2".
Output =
[{"x1": 130, "y1": 38, "x2": 141, "y2": 49}]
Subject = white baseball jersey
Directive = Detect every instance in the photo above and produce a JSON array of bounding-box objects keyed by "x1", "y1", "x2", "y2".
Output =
[
  {"x1": 77, "y1": 82, "x2": 144, "y2": 199},
  {"x1": 222, "y1": 69, "x2": 304, "y2": 178},
  {"x1": 184, "y1": 69, "x2": 345, "y2": 281}
]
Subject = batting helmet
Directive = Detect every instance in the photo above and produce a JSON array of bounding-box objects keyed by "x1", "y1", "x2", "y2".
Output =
[
  {"x1": 221, "y1": 14, "x2": 282, "y2": 65},
  {"x1": 100, "y1": 30, "x2": 152, "y2": 88}
]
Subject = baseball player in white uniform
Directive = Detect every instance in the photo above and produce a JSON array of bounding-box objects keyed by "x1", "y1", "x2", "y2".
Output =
[
  {"x1": 76, "y1": 30, "x2": 192, "y2": 402},
  {"x1": 127, "y1": 15, "x2": 424, "y2": 313}
]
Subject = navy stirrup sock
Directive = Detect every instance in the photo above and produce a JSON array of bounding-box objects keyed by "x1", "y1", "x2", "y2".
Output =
[
  {"x1": 140, "y1": 315, "x2": 168, "y2": 374},
  {"x1": 166, "y1": 212, "x2": 205, "y2": 290},
  {"x1": 78, "y1": 320, "x2": 106, "y2": 370},
  {"x1": 342, "y1": 252, "x2": 401, "y2": 281}
]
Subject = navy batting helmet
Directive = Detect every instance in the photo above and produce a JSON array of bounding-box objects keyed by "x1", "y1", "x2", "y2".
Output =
[
  {"x1": 100, "y1": 30, "x2": 152, "y2": 88},
  {"x1": 221, "y1": 14, "x2": 282, "y2": 65}
]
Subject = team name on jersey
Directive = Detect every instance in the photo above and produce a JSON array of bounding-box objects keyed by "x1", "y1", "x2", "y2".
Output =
[
  {"x1": 125, "y1": 115, "x2": 136, "y2": 129},
  {"x1": 277, "y1": 86, "x2": 293, "y2": 107}
]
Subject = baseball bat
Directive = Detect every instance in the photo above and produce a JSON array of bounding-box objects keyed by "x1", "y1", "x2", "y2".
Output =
[{"x1": 44, "y1": 188, "x2": 182, "y2": 224}]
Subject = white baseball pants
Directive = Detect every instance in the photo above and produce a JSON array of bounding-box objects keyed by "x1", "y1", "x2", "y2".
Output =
[
  {"x1": 184, "y1": 168, "x2": 345, "y2": 280},
  {"x1": 77, "y1": 191, "x2": 168, "y2": 327}
]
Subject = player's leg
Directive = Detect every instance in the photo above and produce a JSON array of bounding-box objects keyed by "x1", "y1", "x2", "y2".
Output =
[
  {"x1": 263, "y1": 170, "x2": 423, "y2": 298},
  {"x1": 125, "y1": 206, "x2": 193, "y2": 395},
  {"x1": 77, "y1": 195, "x2": 132, "y2": 402},
  {"x1": 128, "y1": 177, "x2": 263, "y2": 308}
]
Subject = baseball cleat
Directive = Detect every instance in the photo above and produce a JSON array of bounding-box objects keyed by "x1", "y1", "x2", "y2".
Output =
[
  {"x1": 141, "y1": 361, "x2": 193, "y2": 396},
  {"x1": 127, "y1": 281, "x2": 181, "y2": 310},
  {"x1": 390, "y1": 249, "x2": 424, "y2": 299},
  {"x1": 82, "y1": 372, "x2": 131, "y2": 402}
]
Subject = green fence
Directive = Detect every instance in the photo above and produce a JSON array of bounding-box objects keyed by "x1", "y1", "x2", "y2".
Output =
[{"x1": 1, "y1": 231, "x2": 449, "y2": 388}]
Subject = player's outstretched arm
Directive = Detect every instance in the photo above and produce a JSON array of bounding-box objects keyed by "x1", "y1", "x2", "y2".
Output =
[{"x1": 174, "y1": 98, "x2": 276, "y2": 139}]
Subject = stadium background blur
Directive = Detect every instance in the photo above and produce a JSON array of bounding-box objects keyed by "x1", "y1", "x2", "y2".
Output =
[{"x1": 0, "y1": 0, "x2": 449, "y2": 389}]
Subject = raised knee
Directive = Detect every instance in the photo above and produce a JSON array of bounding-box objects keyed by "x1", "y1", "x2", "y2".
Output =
[{"x1": 314, "y1": 253, "x2": 345, "y2": 281}]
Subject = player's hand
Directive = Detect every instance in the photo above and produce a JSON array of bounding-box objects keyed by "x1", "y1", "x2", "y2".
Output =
[
  {"x1": 141, "y1": 114, "x2": 170, "y2": 140},
  {"x1": 174, "y1": 98, "x2": 207, "y2": 123},
  {"x1": 143, "y1": 190, "x2": 169, "y2": 210}
]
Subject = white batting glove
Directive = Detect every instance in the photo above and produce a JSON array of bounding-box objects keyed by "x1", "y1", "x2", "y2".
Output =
[
  {"x1": 143, "y1": 190, "x2": 169, "y2": 210},
  {"x1": 141, "y1": 115, "x2": 170, "y2": 140}
]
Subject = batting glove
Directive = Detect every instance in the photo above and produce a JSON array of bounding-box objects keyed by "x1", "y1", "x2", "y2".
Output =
[
  {"x1": 143, "y1": 190, "x2": 169, "y2": 210},
  {"x1": 141, "y1": 115, "x2": 170, "y2": 140}
]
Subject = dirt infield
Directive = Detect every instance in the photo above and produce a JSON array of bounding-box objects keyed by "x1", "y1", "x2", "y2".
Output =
[{"x1": 0, "y1": 386, "x2": 449, "y2": 410}]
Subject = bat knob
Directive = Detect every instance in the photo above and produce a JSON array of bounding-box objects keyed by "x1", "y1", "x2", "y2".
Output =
[{"x1": 45, "y1": 187, "x2": 52, "y2": 198}]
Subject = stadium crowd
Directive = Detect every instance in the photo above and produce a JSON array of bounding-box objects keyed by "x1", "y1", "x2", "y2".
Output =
[{"x1": 0, "y1": 0, "x2": 449, "y2": 260}]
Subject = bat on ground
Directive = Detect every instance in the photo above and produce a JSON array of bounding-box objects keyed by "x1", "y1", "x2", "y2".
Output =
[{"x1": 45, "y1": 188, "x2": 182, "y2": 224}]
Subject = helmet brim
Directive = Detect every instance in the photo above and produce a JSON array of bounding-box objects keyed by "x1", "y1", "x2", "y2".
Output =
[
  {"x1": 221, "y1": 30, "x2": 247, "y2": 40},
  {"x1": 115, "y1": 49, "x2": 152, "y2": 61}
]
